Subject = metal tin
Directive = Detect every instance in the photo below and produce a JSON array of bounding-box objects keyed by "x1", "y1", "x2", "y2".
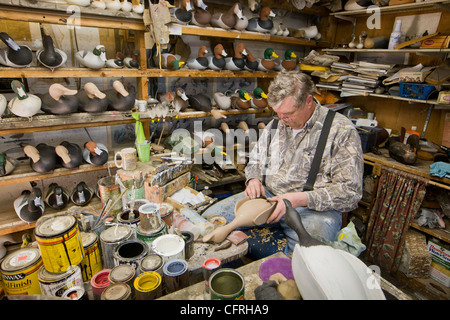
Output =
[
  {"x1": 80, "y1": 231, "x2": 103, "y2": 282},
  {"x1": 138, "y1": 203, "x2": 162, "y2": 233},
  {"x1": 98, "y1": 176, "x2": 122, "y2": 216},
  {"x1": 209, "y1": 268, "x2": 245, "y2": 300},
  {"x1": 117, "y1": 209, "x2": 140, "y2": 229},
  {"x1": 136, "y1": 222, "x2": 166, "y2": 248},
  {"x1": 202, "y1": 257, "x2": 221, "y2": 292},
  {"x1": 0, "y1": 247, "x2": 43, "y2": 295},
  {"x1": 100, "y1": 224, "x2": 134, "y2": 269},
  {"x1": 134, "y1": 271, "x2": 162, "y2": 300},
  {"x1": 152, "y1": 234, "x2": 185, "y2": 263},
  {"x1": 181, "y1": 231, "x2": 194, "y2": 260},
  {"x1": 101, "y1": 283, "x2": 131, "y2": 300},
  {"x1": 109, "y1": 264, "x2": 136, "y2": 299},
  {"x1": 113, "y1": 239, "x2": 148, "y2": 272},
  {"x1": 62, "y1": 286, "x2": 88, "y2": 300},
  {"x1": 38, "y1": 265, "x2": 84, "y2": 297},
  {"x1": 139, "y1": 254, "x2": 164, "y2": 276},
  {"x1": 163, "y1": 259, "x2": 189, "y2": 293},
  {"x1": 90, "y1": 269, "x2": 111, "y2": 300},
  {"x1": 160, "y1": 202, "x2": 174, "y2": 228},
  {"x1": 34, "y1": 214, "x2": 84, "y2": 273}
]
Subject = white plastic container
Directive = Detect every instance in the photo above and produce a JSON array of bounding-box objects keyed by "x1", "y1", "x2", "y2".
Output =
[{"x1": 388, "y1": 20, "x2": 402, "y2": 50}]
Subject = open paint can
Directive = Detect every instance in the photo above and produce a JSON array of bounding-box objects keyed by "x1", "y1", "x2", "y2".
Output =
[
  {"x1": 113, "y1": 239, "x2": 148, "y2": 273},
  {"x1": 80, "y1": 231, "x2": 103, "y2": 282},
  {"x1": 100, "y1": 224, "x2": 134, "y2": 269},
  {"x1": 139, "y1": 203, "x2": 162, "y2": 233},
  {"x1": 202, "y1": 257, "x2": 221, "y2": 293},
  {"x1": 90, "y1": 269, "x2": 111, "y2": 300},
  {"x1": 101, "y1": 283, "x2": 132, "y2": 300},
  {"x1": 209, "y1": 268, "x2": 245, "y2": 300},
  {"x1": 163, "y1": 259, "x2": 189, "y2": 293},
  {"x1": 134, "y1": 271, "x2": 162, "y2": 300},
  {"x1": 151, "y1": 234, "x2": 185, "y2": 263},
  {"x1": 117, "y1": 209, "x2": 140, "y2": 230}
]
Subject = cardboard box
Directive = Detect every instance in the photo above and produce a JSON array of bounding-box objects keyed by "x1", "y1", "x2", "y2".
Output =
[
  {"x1": 420, "y1": 35, "x2": 450, "y2": 49},
  {"x1": 399, "y1": 71, "x2": 428, "y2": 83},
  {"x1": 428, "y1": 240, "x2": 450, "y2": 287},
  {"x1": 438, "y1": 91, "x2": 450, "y2": 104},
  {"x1": 166, "y1": 186, "x2": 213, "y2": 211}
]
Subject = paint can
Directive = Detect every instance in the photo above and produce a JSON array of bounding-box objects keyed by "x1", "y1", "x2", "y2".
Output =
[
  {"x1": 151, "y1": 234, "x2": 185, "y2": 263},
  {"x1": 202, "y1": 257, "x2": 221, "y2": 293},
  {"x1": 109, "y1": 264, "x2": 136, "y2": 299},
  {"x1": 134, "y1": 271, "x2": 162, "y2": 300},
  {"x1": 139, "y1": 203, "x2": 162, "y2": 233},
  {"x1": 34, "y1": 214, "x2": 84, "y2": 273},
  {"x1": 117, "y1": 209, "x2": 140, "y2": 230},
  {"x1": 80, "y1": 231, "x2": 103, "y2": 282},
  {"x1": 90, "y1": 269, "x2": 111, "y2": 300},
  {"x1": 181, "y1": 231, "x2": 194, "y2": 260},
  {"x1": 113, "y1": 239, "x2": 148, "y2": 272},
  {"x1": 99, "y1": 224, "x2": 134, "y2": 269},
  {"x1": 209, "y1": 268, "x2": 245, "y2": 300},
  {"x1": 62, "y1": 286, "x2": 88, "y2": 300},
  {"x1": 136, "y1": 222, "x2": 167, "y2": 249},
  {"x1": 0, "y1": 247, "x2": 42, "y2": 295},
  {"x1": 101, "y1": 283, "x2": 132, "y2": 300},
  {"x1": 130, "y1": 199, "x2": 150, "y2": 211},
  {"x1": 98, "y1": 176, "x2": 122, "y2": 216},
  {"x1": 160, "y1": 202, "x2": 174, "y2": 228},
  {"x1": 37, "y1": 265, "x2": 84, "y2": 297},
  {"x1": 139, "y1": 254, "x2": 164, "y2": 276},
  {"x1": 163, "y1": 259, "x2": 189, "y2": 294}
]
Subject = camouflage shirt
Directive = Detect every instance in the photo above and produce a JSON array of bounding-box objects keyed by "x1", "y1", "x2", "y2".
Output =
[{"x1": 245, "y1": 103, "x2": 364, "y2": 213}]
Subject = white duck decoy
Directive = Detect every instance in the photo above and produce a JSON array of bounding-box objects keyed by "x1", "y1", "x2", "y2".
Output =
[
  {"x1": 105, "y1": 0, "x2": 122, "y2": 10},
  {"x1": 91, "y1": 0, "x2": 106, "y2": 9},
  {"x1": 0, "y1": 32, "x2": 33, "y2": 68},
  {"x1": 106, "y1": 52, "x2": 124, "y2": 68},
  {"x1": 121, "y1": 0, "x2": 132, "y2": 12},
  {"x1": 76, "y1": 45, "x2": 107, "y2": 69},
  {"x1": 67, "y1": 0, "x2": 91, "y2": 6},
  {"x1": 213, "y1": 92, "x2": 232, "y2": 110},
  {"x1": 0, "y1": 94, "x2": 6, "y2": 118},
  {"x1": 132, "y1": 0, "x2": 144, "y2": 13},
  {"x1": 36, "y1": 34, "x2": 67, "y2": 71},
  {"x1": 8, "y1": 80, "x2": 42, "y2": 119},
  {"x1": 83, "y1": 141, "x2": 109, "y2": 166},
  {"x1": 14, "y1": 188, "x2": 45, "y2": 223}
]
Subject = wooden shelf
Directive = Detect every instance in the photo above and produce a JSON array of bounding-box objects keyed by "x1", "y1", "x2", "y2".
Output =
[
  {"x1": 410, "y1": 218, "x2": 450, "y2": 243},
  {"x1": 323, "y1": 48, "x2": 450, "y2": 54}
]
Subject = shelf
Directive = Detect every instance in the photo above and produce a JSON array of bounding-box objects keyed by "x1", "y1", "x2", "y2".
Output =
[
  {"x1": 410, "y1": 218, "x2": 450, "y2": 243},
  {"x1": 323, "y1": 48, "x2": 450, "y2": 54},
  {"x1": 330, "y1": 0, "x2": 450, "y2": 17}
]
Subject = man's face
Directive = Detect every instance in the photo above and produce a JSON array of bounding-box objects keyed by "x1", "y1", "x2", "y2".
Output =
[{"x1": 273, "y1": 95, "x2": 314, "y2": 130}]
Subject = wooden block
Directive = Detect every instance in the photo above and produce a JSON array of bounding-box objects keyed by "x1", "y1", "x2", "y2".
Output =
[{"x1": 399, "y1": 229, "x2": 432, "y2": 278}]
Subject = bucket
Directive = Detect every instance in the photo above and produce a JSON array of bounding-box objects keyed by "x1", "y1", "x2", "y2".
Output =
[
  {"x1": 151, "y1": 234, "x2": 185, "y2": 263},
  {"x1": 100, "y1": 224, "x2": 134, "y2": 269},
  {"x1": 134, "y1": 271, "x2": 162, "y2": 300},
  {"x1": 160, "y1": 202, "x2": 174, "y2": 228},
  {"x1": 34, "y1": 214, "x2": 84, "y2": 273},
  {"x1": 0, "y1": 247, "x2": 42, "y2": 295},
  {"x1": 113, "y1": 239, "x2": 148, "y2": 272},
  {"x1": 109, "y1": 264, "x2": 136, "y2": 299},
  {"x1": 101, "y1": 283, "x2": 132, "y2": 300},
  {"x1": 209, "y1": 268, "x2": 245, "y2": 300},
  {"x1": 181, "y1": 231, "x2": 194, "y2": 260},
  {"x1": 80, "y1": 231, "x2": 103, "y2": 282},
  {"x1": 163, "y1": 259, "x2": 189, "y2": 293},
  {"x1": 117, "y1": 209, "x2": 140, "y2": 230},
  {"x1": 136, "y1": 222, "x2": 167, "y2": 249},
  {"x1": 90, "y1": 269, "x2": 111, "y2": 300},
  {"x1": 38, "y1": 265, "x2": 84, "y2": 297},
  {"x1": 62, "y1": 286, "x2": 88, "y2": 300},
  {"x1": 98, "y1": 176, "x2": 122, "y2": 216},
  {"x1": 139, "y1": 203, "x2": 162, "y2": 233}
]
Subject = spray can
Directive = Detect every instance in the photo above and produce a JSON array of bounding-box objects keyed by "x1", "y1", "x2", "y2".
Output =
[{"x1": 388, "y1": 20, "x2": 402, "y2": 50}]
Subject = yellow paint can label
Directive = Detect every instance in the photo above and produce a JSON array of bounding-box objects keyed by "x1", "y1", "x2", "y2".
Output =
[{"x1": 80, "y1": 232, "x2": 103, "y2": 282}]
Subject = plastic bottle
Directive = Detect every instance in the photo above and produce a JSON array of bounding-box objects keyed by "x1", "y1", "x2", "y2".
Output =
[
  {"x1": 388, "y1": 20, "x2": 402, "y2": 50},
  {"x1": 403, "y1": 126, "x2": 420, "y2": 144},
  {"x1": 180, "y1": 208, "x2": 215, "y2": 236}
]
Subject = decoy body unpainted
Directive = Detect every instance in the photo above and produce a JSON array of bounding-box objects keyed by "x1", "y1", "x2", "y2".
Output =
[
  {"x1": 55, "y1": 141, "x2": 83, "y2": 169},
  {"x1": 207, "y1": 44, "x2": 227, "y2": 70},
  {"x1": 186, "y1": 45, "x2": 209, "y2": 70},
  {"x1": 77, "y1": 82, "x2": 109, "y2": 113},
  {"x1": 0, "y1": 94, "x2": 7, "y2": 118},
  {"x1": 106, "y1": 80, "x2": 136, "y2": 111},
  {"x1": 14, "y1": 188, "x2": 44, "y2": 223},
  {"x1": 39, "y1": 83, "x2": 78, "y2": 115},
  {"x1": 246, "y1": 6, "x2": 276, "y2": 33},
  {"x1": 214, "y1": 92, "x2": 232, "y2": 110},
  {"x1": 8, "y1": 80, "x2": 42, "y2": 119},
  {"x1": 23, "y1": 143, "x2": 58, "y2": 173},
  {"x1": 210, "y1": 2, "x2": 243, "y2": 29},
  {"x1": 75, "y1": 45, "x2": 107, "y2": 69},
  {"x1": 36, "y1": 34, "x2": 67, "y2": 71},
  {"x1": 0, "y1": 32, "x2": 33, "y2": 68}
]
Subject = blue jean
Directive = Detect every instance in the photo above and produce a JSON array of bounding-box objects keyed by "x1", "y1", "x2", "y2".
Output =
[{"x1": 202, "y1": 190, "x2": 342, "y2": 255}]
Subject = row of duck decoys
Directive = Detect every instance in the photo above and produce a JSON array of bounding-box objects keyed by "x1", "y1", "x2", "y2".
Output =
[
  {"x1": 13, "y1": 180, "x2": 97, "y2": 223},
  {"x1": 0, "y1": 80, "x2": 135, "y2": 120},
  {"x1": 66, "y1": 0, "x2": 144, "y2": 14},
  {"x1": 0, "y1": 32, "x2": 138, "y2": 70},
  {"x1": 158, "y1": 43, "x2": 298, "y2": 72}
]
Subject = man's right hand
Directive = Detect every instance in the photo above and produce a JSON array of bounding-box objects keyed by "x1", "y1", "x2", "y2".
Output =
[{"x1": 244, "y1": 178, "x2": 266, "y2": 199}]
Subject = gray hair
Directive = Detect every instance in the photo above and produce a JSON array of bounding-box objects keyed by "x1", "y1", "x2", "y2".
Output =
[{"x1": 267, "y1": 70, "x2": 315, "y2": 109}]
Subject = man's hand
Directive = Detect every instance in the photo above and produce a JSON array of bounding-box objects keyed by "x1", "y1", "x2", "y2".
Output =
[
  {"x1": 266, "y1": 192, "x2": 307, "y2": 223},
  {"x1": 244, "y1": 178, "x2": 266, "y2": 199}
]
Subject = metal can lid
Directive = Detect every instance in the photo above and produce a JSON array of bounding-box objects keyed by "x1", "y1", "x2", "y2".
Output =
[
  {"x1": 0, "y1": 247, "x2": 41, "y2": 273},
  {"x1": 100, "y1": 225, "x2": 132, "y2": 243},
  {"x1": 35, "y1": 214, "x2": 76, "y2": 238},
  {"x1": 140, "y1": 254, "x2": 163, "y2": 272},
  {"x1": 80, "y1": 231, "x2": 98, "y2": 248},
  {"x1": 101, "y1": 283, "x2": 131, "y2": 300},
  {"x1": 37, "y1": 264, "x2": 80, "y2": 282},
  {"x1": 109, "y1": 264, "x2": 135, "y2": 283}
]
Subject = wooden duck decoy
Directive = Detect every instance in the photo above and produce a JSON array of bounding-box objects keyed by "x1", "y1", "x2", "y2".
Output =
[
  {"x1": 170, "y1": 0, "x2": 193, "y2": 25},
  {"x1": 23, "y1": 143, "x2": 58, "y2": 173},
  {"x1": 186, "y1": 46, "x2": 209, "y2": 70},
  {"x1": 0, "y1": 94, "x2": 7, "y2": 118},
  {"x1": 121, "y1": 0, "x2": 132, "y2": 12},
  {"x1": 158, "y1": 88, "x2": 189, "y2": 113},
  {"x1": 45, "y1": 183, "x2": 70, "y2": 210},
  {"x1": 207, "y1": 44, "x2": 227, "y2": 70},
  {"x1": 75, "y1": 45, "x2": 107, "y2": 69},
  {"x1": 251, "y1": 88, "x2": 268, "y2": 109},
  {"x1": 188, "y1": 93, "x2": 212, "y2": 112},
  {"x1": 124, "y1": 50, "x2": 140, "y2": 68},
  {"x1": 246, "y1": 6, "x2": 275, "y2": 33},
  {"x1": 191, "y1": 0, "x2": 211, "y2": 26},
  {"x1": 106, "y1": 80, "x2": 136, "y2": 111},
  {"x1": 91, "y1": 0, "x2": 106, "y2": 9},
  {"x1": 68, "y1": 0, "x2": 91, "y2": 6},
  {"x1": 105, "y1": 0, "x2": 122, "y2": 10},
  {"x1": 8, "y1": 80, "x2": 42, "y2": 119},
  {"x1": 14, "y1": 188, "x2": 45, "y2": 223},
  {"x1": 281, "y1": 49, "x2": 298, "y2": 71},
  {"x1": 70, "y1": 181, "x2": 94, "y2": 206},
  {"x1": 39, "y1": 83, "x2": 78, "y2": 115},
  {"x1": 0, "y1": 152, "x2": 17, "y2": 176},
  {"x1": 0, "y1": 32, "x2": 33, "y2": 68},
  {"x1": 224, "y1": 42, "x2": 247, "y2": 71},
  {"x1": 132, "y1": 0, "x2": 144, "y2": 13},
  {"x1": 36, "y1": 34, "x2": 67, "y2": 71},
  {"x1": 155, "y1": 53, "x2": 185, "y2": 70},
  {"x1": 83, "y1": 141, "x2": 109, "y2": 166},
  {"x1": 231, "y1": 88, "x2": 252, "y2": 110},
  {"x1": 234, "y1": 13, "x2": 249, "y2": 31},
  {"x1": 106, "y1": 52, "x2": 124, "y2": 68},
  {"x1": 213, "y1": 91, "x2": 232, "y2": 110},
  {"x1": 210, "y1": 2, "x2": 243, "y2": 30},
  {"x1": 257, "y1": 48, "x2": 278, "y2": 71},
  {"x1": 243, "y1": 48, "x2": 258, "y2": 71},
  {"x1": 388, "y1": 137, "x2": 418, "y2": 165},
  {"x1": 55, "y1": 141, "x2": 83, "y2": 169},
  {"x1": 77, "y1": 82, "x2": 109, "y2": 113}
]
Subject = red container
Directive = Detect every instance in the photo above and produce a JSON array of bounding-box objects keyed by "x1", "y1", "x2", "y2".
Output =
[{"x1": 90, "y1": 269, "x2": 111, "y2": 300}]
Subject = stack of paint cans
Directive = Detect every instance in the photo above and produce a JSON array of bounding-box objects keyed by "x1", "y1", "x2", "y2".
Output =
[
  {"x1": 136, "y1": 203, "x2": 167, "y2": 248},
  {"x1": 109, "y1": 264, "x2": 136, "y2": 299}
]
